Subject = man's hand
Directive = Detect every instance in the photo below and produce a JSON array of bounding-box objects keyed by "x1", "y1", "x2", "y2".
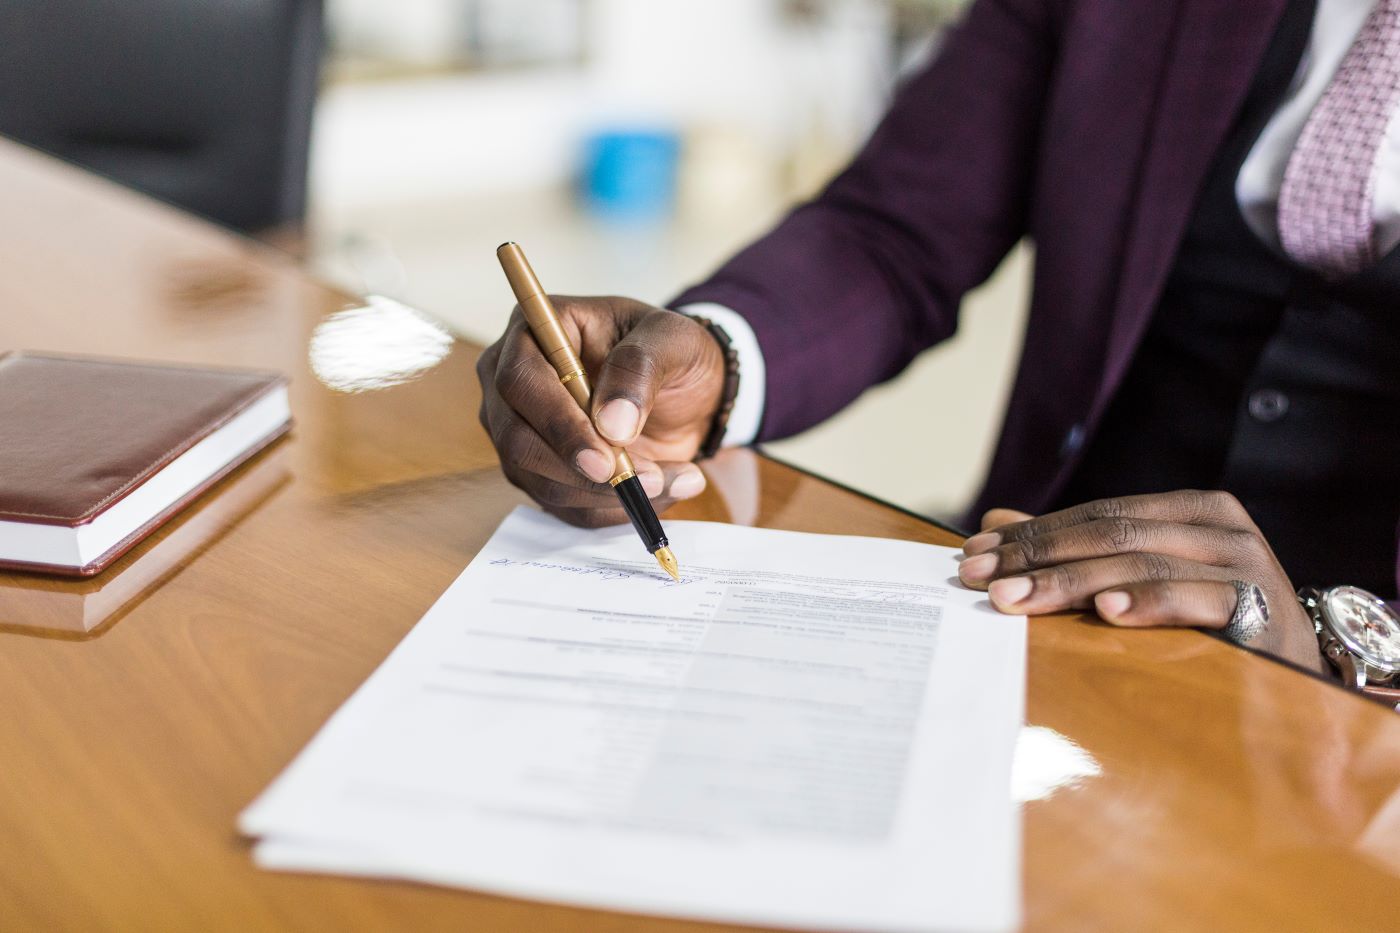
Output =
[
  {"x1": 477, "y1": 295, "x2": 724, "y2": 528},
  {"x1": 958, "y1": 491, "x2": 1326, "y2": 673}
]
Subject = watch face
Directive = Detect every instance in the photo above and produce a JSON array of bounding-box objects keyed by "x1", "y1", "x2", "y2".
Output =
[{"x1": 1323, "y1": 586, "x2": 1400, "y2": 673}]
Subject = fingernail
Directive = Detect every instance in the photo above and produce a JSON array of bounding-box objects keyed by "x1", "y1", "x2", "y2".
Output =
[
  {"x1": 640, "y1": 468, "x2": 664, "y2": 497},
  {"x1": 989, "y1": 576, "x2": 1033, "y2": 608},
  {"x1": 958, "y1": 552, "x2": 998, "y2": 584},
  {"x1": 670, "y1": 469, "x2": 706, "y2": 499},
  {"x1": 575, "y1": 449, "x2": 613, "y2": 484},
  {"x1": 1095, "y1": 591, "x2": 1132, "y2": 620},
  {"x1": 963, "y1": 531, "x2": 1001, "y2": 555},
  {"x1": 596, "y1": 399, "x2": 640, "y2": 442}
]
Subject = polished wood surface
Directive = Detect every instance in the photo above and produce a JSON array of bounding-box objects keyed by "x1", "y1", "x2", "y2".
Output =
[{"x1": 4, "y1": 137, "x2": 1400, "y2": 932}]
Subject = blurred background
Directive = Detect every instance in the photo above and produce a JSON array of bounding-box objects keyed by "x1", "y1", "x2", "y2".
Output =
[{"x1": 1, "y1": 0, "x2": 1030, "y2": 524}]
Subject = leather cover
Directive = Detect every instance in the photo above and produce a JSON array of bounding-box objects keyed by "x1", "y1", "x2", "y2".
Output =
[{"x1": 0, "y1": 351, "x2": 289, "y2": 574}]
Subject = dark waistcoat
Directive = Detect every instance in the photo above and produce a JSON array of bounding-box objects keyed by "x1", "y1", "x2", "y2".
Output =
[{"x1": 1055, "y1": 0, "x2": 1400, "y2": 597}]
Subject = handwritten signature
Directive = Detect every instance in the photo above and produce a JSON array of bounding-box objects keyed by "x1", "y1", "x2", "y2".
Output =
[{"x1": 489, "y1": 557, "x2": 692, "y2": 586}]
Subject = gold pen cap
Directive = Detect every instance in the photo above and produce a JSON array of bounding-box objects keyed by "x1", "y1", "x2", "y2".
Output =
[{"x1": 496, "y1": 241, "x2": 589, "y2": 399}]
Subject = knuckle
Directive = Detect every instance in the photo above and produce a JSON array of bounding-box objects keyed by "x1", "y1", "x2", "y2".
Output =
[
  {"x1": 496, "y1": 420, "x2": 536, "y2": 465},
  {"x1": 490, "y1": 337, "x2": 537, "y2": 400},
  {"x1": 1187, "y1": 489, "x2": 1241, "y2": 523},
  {"x1": 543, "y1": 503, "x2": 588, "y2": 528},
  {"x1": 491, "y1": 357, "x2": 517, "y2": 397},
  {"x1": 657, "y1": 308, "x2": 686, "y2": 330},
  {"x1": 662, "y1": 310, "x2": 705, "y2": 341},
  {"x1": 1188, "y1": 489, "x2": 1219, "y2": 517},
  {"x1": 1227, "y1": 528, "x2": 1266, "y2": 560},
  {"x1": 501, "y1": 463, "x2": 592, "y2": 510},
  {"x1": 606, "y1": 341, "x2": 659, "y2": 384},
  {"x1": 552, "y1": 294, "x2": 607, "y2": 329},
  {"x1": 577, "y1": 510, "x2": 618, "y2": 530},
  {"x1": 1207, "y1": 489, "x2": 1242, "y2": 512},
  {"x1": 1230, "y1": 533, "x2": 1277, "y2": 581},
  {"x1": 557, "y1": 506, "x2": 619, "y2": 530},
  {"x1": 520, "y1": 475, "x2": 563, "y2": 505},
  {"x1": 1103, "y1": 517, "x2": 1148, "y2": 552},
  {"x1": 1011, "y1": 536, "x2": 1047, "y2": 570},
  {"x1": 547, "y1": 296, "x2": 586, "y2": 331},
  {"x1": 1214, "y1": 490, "x2": 1247, "y2": 522},
  {"x1": 1041, "y1": 562, "x2": 1082, "y2": 597},
  {"x1": 529, "y1": 477, "x2": 589, "y2": 508},
  {"x1": 493, "y1": 356, "x2": 535, "y2": 400},
  {"x1": 1136, "y1": 552, "x2": 1177, "y2": 582},
  {"x1": 542, "y1": 411, "x2": 586, "y2": 451},
  {"x1": 993, "y1": 522, "x2": 1026, "y2": 544},
  {"x1": 996, "y1": 515, "x2": 1038, "y2": 544},
  {"x1": 1083, "y1": 497, "x2": 1126, "y2": 521}
]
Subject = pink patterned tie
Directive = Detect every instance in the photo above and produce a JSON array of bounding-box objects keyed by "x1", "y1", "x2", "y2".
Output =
[{"x1": 1278, "y1": 0, "x2": 1400, "y2": 277}]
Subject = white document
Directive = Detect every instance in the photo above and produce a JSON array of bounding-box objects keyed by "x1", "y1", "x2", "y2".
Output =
[{"x1": 241, "y1": 507, "x2": 1026, "y2": 932}]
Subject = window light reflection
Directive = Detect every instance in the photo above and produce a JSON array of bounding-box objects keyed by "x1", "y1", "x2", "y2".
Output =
[
  {"x1": 309, "y1": 295, "x2": 453, "y2": 393},
  {"x1": 1012, "y1": 725, "x2": 1102, "y2": 803}
]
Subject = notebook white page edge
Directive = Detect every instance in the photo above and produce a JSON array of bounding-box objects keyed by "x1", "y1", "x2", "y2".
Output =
[{"x1": 0, "y1": 386, "x2": 290, "y2": 569}]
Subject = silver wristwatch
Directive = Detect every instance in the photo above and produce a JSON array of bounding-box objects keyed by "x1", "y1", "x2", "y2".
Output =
[{"x1": 1299, "y1": 586, "x2": 1400, "y2": 701}]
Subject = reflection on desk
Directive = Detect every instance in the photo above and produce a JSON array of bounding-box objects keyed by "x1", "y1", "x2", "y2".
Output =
[
  {"x1": 308, "y1": 295, "x2": 453, "y2": 395},
  {"x1": 0, "y1": 445, "x2": 289, "y2": 641}
]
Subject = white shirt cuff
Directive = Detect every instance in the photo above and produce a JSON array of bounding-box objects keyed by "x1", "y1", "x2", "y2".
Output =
[{"x1": 678, "y1": 302, "x2": 766, "y2": 447}]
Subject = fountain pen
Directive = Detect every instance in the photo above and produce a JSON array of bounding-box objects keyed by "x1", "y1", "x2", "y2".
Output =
[{"x1": 495, "y1": 241, "x2": 680, "y2": 581}]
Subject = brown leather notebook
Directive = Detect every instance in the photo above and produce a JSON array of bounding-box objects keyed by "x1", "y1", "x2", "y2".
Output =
[{"x1": 0, "y1": 352, "x2": 291, "y2": 576}]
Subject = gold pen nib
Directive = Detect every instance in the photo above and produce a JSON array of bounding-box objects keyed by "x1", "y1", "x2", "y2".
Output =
[{"x1": 654, "y1": 546, "x2": 680, "y2": 581}]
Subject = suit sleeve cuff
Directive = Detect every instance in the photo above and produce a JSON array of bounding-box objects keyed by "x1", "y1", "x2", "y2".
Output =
[{"x1": 677, "y1": 302, "x2": 766, "y2": 448}]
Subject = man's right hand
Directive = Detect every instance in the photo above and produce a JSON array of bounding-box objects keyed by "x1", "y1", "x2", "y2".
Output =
[{"x1": 476, "y1": 295, "x2": 725, "y2": 528}]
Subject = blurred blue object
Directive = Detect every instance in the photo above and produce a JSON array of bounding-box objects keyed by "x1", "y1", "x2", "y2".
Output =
[{"x1": 581, "y1": 129, "x2": 681, "y2": 221}]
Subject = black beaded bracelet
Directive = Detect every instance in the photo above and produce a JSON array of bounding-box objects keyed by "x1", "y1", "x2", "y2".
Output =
[{"x1": 686, "y1": 315, "x2": 740, "y2": 460}]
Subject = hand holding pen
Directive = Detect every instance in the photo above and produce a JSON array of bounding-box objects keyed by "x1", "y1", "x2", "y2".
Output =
[{"x1": 486, "y1": 243, "x2": 725, "y2": 572}]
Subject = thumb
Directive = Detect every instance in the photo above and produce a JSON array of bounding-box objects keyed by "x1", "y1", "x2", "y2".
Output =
[{"x1": 591, "y1": 312, "x2": 713, "y2": 445}]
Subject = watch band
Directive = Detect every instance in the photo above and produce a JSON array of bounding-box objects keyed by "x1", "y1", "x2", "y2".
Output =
[
  {"x1": 686, "y1": 315, "x2": 740, "y2": 461},
  {"x1": 1359, "y1": 684, "x2": 1400, "y2": 710}
]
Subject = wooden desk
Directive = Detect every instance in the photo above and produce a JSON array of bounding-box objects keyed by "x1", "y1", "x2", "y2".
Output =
[{"x1": 3, "y1": 137, "x2": 1400, "y2": 932}]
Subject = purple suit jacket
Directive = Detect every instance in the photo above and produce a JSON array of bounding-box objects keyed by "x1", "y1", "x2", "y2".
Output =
[{"x1": 674, "y1": 0, "x2": 1400, "y2": 599}]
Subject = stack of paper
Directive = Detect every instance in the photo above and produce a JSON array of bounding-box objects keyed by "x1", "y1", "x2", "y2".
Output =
[{"x1": 242, "y1": 507, "x2": 1026, "y2": 932}]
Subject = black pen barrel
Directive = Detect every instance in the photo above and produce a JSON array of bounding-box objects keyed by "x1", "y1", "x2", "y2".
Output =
[{"x1": 612, "y1": 475, "x2": 668, "y2": 554}]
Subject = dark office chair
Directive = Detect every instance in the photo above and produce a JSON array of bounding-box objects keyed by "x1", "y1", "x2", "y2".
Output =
[{"x1": 0, "y1": 1, "x2": 323, "y2": 235}]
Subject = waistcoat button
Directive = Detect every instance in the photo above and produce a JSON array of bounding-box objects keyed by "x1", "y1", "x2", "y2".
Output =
[{"x1": 1247, "y1": 388, "x2": 1290, "y2": 423}]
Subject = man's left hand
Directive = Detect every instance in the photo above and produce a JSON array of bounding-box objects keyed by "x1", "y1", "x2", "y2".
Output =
[{"x1": 958, "y1": 490, "x2": 1327, "y2": 673}]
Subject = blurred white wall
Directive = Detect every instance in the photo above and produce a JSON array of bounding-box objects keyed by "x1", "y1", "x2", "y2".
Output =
[
  {"x1": 312, "y1": 0, "x2": 892, "y2": 216},
  {"x1": 308, "y1": 0, "x2": 1029, "y2": 522}
]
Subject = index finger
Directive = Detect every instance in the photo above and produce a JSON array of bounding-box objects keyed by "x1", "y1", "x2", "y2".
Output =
[
  {"x1": 492, "y1": 313, "x2": 615, "y2": 484},
  {"x1": 974, "y1": 490, "x2": 1253, "y2": 550}
]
